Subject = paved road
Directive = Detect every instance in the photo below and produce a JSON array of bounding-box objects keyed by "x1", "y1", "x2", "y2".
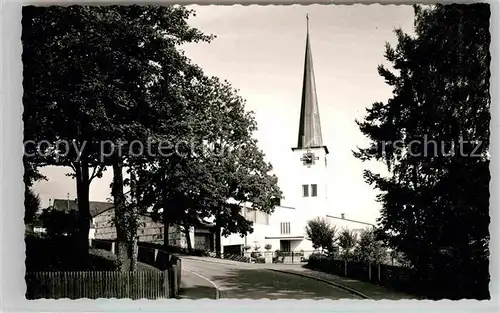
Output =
[
  {"x1": 179, "y1": 269, "x2": 218, "y2": 299},
  {"x1": 180, "y1": 257, "x2": 360, "y2": 299}
]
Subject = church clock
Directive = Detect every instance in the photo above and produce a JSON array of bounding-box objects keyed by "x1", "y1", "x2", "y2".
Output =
[{"x1": 300, "y1": 151, "x2": 319, "y2": 167}]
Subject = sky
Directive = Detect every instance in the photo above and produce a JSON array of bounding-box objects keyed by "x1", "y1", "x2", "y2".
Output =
[{"x1": 33, "y1": 4, "x2": 416, "y2": 225}]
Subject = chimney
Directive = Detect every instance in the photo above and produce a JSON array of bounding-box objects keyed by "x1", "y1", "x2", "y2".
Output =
[{"x1": 341, "y1": 213, "x2": 345, "y2": 219}]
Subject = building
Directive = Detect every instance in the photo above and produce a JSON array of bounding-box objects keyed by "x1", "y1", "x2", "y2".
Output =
[
  {"x1": 51, "y1": 18, "x2": 374, "y2": 255},
  {"x1": 326, "y1": 214, "x2": 375, "y2": 235},
  {"x1": 219, "y1": 18, "x2": 374, "y2": 254},
  {"x1": 50, "y1": 198, "x2": 113, "y2": 239},
  {"x1": 92, "y1": 207, "x2": 188, "y2": 246},
  {"x1": 50, "y1": 198, "x2": 188, "y2": 245}
]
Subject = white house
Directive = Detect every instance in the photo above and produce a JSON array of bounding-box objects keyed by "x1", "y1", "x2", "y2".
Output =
[{"x1": 220, "y1": 19, "x2": 373, "y2": 255}]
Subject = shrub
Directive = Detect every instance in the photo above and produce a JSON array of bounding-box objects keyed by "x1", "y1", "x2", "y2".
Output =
[
  {"x1": 264, "y1": 244, "x2": 272, "y2": 251},
  {"x1": 305, "y1": 217, "x2": 338, "y2": 252},
  {"x1": 250, "y1": 251, "x2": 262, "y2": 259}
]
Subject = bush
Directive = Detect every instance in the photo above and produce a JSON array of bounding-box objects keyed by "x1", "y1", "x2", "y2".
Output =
[
  {"x1": 26, "y1": 235, "x2": 117, "y2": 271},
  {"x1": 264, "y1": 244, "x2": 272, "y2": 251},
  {"x1": 305, "y1": 217, "x2": 337, "y2": 252},
  {"x1": 39, "y1": 208, "x2": 80, "y2": 239},
  {"x1": 250, "y1": 251, "x2": 262, "y2": 259}
]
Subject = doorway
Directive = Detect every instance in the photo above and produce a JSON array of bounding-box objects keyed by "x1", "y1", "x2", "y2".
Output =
[{"x1": 280, "y1": 240, "x2": 291, "y2": 252}]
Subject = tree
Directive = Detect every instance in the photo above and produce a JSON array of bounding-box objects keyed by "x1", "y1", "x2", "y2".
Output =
[
  {"x1": 337, "y1": 228, "x2": 358, "y2": 261},
  {"x1": 305, "y1": 217, "x2": 337, "y2": 253},
  {"x1": 22, "y1": 6, "x2": 112, "y2": 253},
  {"x1": 24, "y1": 188, "x2": 41, "y2": 225},
  {"x1": 354, "y1": 4, "x2": 490, "y2": 299},
  {"x1": 22, "y1": 5, "x2": 215, "y2": 269},
  {"x1": 136, "y1": 76, "x2": 281, "y2": 256},
  {"x1": 352, "y1": 228, "x2": 388, "y2": 264},
  {"x1": 39, "y1": 208, "x2": 80, "y2": 238}
]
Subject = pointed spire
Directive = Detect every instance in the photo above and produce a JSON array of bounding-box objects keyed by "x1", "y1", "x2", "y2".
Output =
[{"x1": 296, "y1": 15, "x2": 327, "y2": 152}]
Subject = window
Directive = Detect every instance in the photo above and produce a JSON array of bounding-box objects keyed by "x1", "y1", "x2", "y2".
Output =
[
  {"x1": 280, "y1": 222, "x2": 291, "y2": 234},
  {"x1": 311, "y1": 184, "x2": 318, "y2": 197},
  {"x1": 302, "y1": 184, "x2": 309, "y2": 197},
  {"x1": 272, "y1": 197, "x2": 281, "y2": 206}
]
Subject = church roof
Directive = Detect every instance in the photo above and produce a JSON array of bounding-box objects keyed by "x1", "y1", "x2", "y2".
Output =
[
  {"x1": 296, "y1": 16, "x2": 327, "y2": 153},
  {"x1": 52, "y1": 198, "x2": 114, "y2": 217}
]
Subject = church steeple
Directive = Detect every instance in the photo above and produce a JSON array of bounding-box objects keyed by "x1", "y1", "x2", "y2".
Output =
[{"x1": 295, "y1": 15, "x2": 328, "y2": 154}]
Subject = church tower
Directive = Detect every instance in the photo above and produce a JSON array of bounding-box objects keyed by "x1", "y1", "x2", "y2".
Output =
[{"x1": 292, "y1": 15, "x2": 329, "y2": 215}]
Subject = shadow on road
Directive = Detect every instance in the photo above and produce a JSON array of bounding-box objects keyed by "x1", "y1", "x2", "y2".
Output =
[
  {"x1": 210, "y1": 267, "x2": 359, "y2": 299},
  {"x1": 179, "y1": 284, "x2": 217, "y2": 300}
]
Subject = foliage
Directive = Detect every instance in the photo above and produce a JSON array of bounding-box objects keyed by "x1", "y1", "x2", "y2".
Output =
[
  {"x1": 39, "y1": 208, "x2": 80, "y2": 238},
  {"x1": 337, "y1": 228, "x2": 358, "y2": 261},
  {"x1": 390, "y1": 250, "x2": 412, "y2": 268},
  {"x1": 305, "y1": 217, "x2": 337, "y2": 252},
  {"x1": 24, "y1": 188, "x2": 41, "y2": 224},
  {"x1": 243, "y1": 245, "x2": 252, "y2": 251},
  {"x1": 353, "y1": 4, "x2": 490, "y2": 299},
  {"x1": 264, "y1": 244, "x2": 272, "y2": 251},
  {"x1": 352, "y1": 228, "x2": 388, "y2": 263},
  {"x1": 23, "y1": 5, "x2": 282, "y2": 266},
  {"x1": 25, "y1": 235, "x2": 118, "y2": 271},
  {"x1": 137, "y1": 76, "x2": 282, "y2": 242},
  {"x1": 308, "y1": 252, "x2": 327, "y2": 263},
  {"x1": 22, "y1": 5, "x2": 221, "y2": 267},
  {"x1": 250, "y1": 251, "x2": 262, "y2": 259}
]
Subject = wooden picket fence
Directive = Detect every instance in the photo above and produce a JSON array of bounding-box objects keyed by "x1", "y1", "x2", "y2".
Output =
[{"x1": 25, "y1": 270, "x2": 169, "y2": 299}]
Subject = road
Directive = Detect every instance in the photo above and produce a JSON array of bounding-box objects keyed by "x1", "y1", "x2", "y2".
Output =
[{"x1": 179, "y1": 256, "x2": 360, "y2": 299}]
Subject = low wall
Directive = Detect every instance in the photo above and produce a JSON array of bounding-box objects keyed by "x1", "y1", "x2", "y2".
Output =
[
  {"x1": 90, "y1": 239, "x2": 182, "y2": 298},
  {"x1": 307, "y1": 256, "x2": 418, "y2": 297}
]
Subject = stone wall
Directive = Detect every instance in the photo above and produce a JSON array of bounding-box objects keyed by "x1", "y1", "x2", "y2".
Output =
[{"x1": 93, "y1": 209, "x2": 186, "y2": 247}]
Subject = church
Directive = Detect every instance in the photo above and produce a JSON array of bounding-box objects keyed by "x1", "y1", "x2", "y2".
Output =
[
  {"x1": 219, "y1": 18, "x2": 374, "y2": 256},
  {"x1": 89, "y1": 18, "x2": 374, "y2": 257}
]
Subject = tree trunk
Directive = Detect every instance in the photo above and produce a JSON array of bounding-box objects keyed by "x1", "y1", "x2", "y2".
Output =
[
  {"x1": 130, "y1": 236, "x2": 138, "y2": 272},
  {"x1": 215, "y1": 226, "x2": 222, "y2": 258},
  {"x1": 129, "y1": 169, "x2": 138, "y2": 272},
  {"x1": 161, "y1": 189, "x2": 170, "y2": 247},
  {"x1": 184, "y1": 224, "x2": 192, "y2": 251},
  {"x1": 213, "y1": 214, "x2": 222, "y2": 258},
  {"x1": 74, "y1": 160, "x2": 91, "y2": 259},
  {"x1": 112, "y1": 158, "x2": 129, "y2": 271},
  {"x1": 163, "y1": 216, "x2": 170, "y2": 247}
]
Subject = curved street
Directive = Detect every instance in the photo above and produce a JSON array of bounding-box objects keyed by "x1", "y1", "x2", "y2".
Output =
[{"x1": 179, "y1": 257, "x2": 360, "y2": 299}]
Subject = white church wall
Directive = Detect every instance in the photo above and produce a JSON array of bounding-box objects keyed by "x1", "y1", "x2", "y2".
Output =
[{"x1": 326, "y1": 215, "x2": 375, "y2": 236}]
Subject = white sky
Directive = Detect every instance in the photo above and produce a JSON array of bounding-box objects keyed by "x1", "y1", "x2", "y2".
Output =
[{"x1": 33, "y1": 4, "x2": 416, "y2": 225}]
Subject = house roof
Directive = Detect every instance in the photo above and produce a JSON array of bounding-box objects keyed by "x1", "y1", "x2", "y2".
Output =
[
  {"x1": 52, "y1": 199, "x2": 114, "y2": 217},
  {"x1": 326, "y1": 214, "x2": 375, "y2": 228}
]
